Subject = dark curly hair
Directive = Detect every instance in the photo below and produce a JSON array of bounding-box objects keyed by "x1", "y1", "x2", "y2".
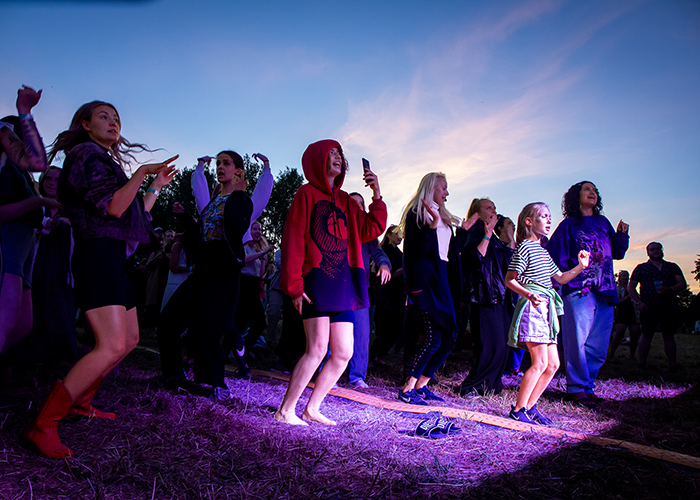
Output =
[{"x1": 562, "y1": 181, "x2": 603, "y2": 219}]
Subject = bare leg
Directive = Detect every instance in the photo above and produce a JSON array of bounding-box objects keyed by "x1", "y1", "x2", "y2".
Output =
[
  {"x1": 63, "y1": 306, "x2": 138, "y2": 400},
  {"x1": 514, "y1": 343, "x2": 548, "y2": 411},
  {"x1": 525, "y1": 344, "x2": 560, "y2": 408},
  {"x1": 275, "y1": 317, "x2": 330, "y2": 426},
  {"x1": 303, "y1": 321, "x2": 353, "y2": 425},
  {"x1": 402, "y1": 376, "x2": 418, "y2": 393},
  {"x1": 413, "y1": 375, "x2": 432, "y2": 391}
]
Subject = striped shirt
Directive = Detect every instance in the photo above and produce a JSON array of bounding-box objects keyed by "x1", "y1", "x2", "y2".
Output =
[{"x1": 508, "y1": 240, "x2": 560, "y2": 289}]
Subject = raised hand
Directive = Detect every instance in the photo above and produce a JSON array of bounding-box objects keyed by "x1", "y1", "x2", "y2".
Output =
[
  {"x1": 578, "y1": 250, "x2": 590, "y2": 268},
  {"x1": 363, "y1": 169, "x2": 381, "y2": 199},
  {"x1": 153, "y1": 166, "x2": 177, "y2": 190},
  {"x1": 197, "y1": 156, "x2": 213, "y2": 166},
  {"x1": 617, "y1": 220, "x2": 629, "y2": 233},
  {"x1": 484, "y1": 212, "x2": 498, "y2": 236},
  {"x1": 16, "y1": 85, "x2": 42, "y2": 114},
  {"x1": 252, "y1": 153, "x2": 269, "y2": 164},
  {"x1": 421, "y1": 199, "x2": 440, "y2": 229},
  {"x1": 141, "y1": 154, "x2": 179, "y2": 176},
  {"x1": 461, "y1": 212, "x2": 479, "y2": 231},
  {"x1": 172, "y1": 202, "x2": 184, "y2": 214}
]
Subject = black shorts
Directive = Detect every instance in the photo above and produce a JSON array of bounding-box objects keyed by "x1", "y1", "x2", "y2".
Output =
[
  {"x1": 73, "y1": 237, "x2": 135, "y2": 312},
  {"x1": 301, "y1": 307, "x2": 355, "y2": 323}
]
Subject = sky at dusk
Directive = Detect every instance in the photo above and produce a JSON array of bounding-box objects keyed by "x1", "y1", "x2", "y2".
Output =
[{"x1": 2, "y1": 0, "x2": 699, "y2": 288}]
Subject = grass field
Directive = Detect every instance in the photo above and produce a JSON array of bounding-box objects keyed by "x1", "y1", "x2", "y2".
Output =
[{"x1": 1, "y1": 329, "x2": 698, "y2": 499}]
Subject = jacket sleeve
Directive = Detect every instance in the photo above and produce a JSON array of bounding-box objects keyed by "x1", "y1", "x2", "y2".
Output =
[
  {"x1": 406, "y1": 209, "x2": 436, "y2": 257},
  {"x1": 368, "y1": 238, "x2": 391, "y2": 270},
  {"x1": 78, "y1": 147, "x2": 122, "y2": 219},
  {"x1": 191, "y1": 165, "x2": 210, "y2": 215},
  {"x1": 280, "y1": 190, "x2": 308, "y2": 299},
  {"x1": 357, "y1": 197, "x2": 387, "y2": 243},
  {"x1": 242, "y1": 165, "x2": 274, "y2": 244}
]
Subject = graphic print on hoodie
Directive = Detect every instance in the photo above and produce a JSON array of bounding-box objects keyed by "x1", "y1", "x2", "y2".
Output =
[{"x1": 280, "y1": 139, "x2": 387, "y2": 313}]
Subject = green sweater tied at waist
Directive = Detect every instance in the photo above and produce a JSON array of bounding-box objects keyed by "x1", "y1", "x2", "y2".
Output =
[{"x1": 507, "y1": 283, "x2": 564, "y2": 349}]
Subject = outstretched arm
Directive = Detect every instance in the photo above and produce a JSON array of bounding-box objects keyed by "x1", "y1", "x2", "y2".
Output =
[
  {"x1": 109, "y1": 155, "x2": 178, "y2": 217},
  {"x1": 552, "y1": 250, "x2": 590, "y2": 285}
]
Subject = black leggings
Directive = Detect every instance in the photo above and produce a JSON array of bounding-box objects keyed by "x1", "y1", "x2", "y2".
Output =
[
  {"x1": 409, "y1": 308, "x2": 455, "y2": 380},
  {"x1": 158, "y1": 252, "x2": 243, "y2": 389}
]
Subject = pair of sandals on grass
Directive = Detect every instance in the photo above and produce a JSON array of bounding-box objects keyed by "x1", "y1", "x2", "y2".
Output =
[{"x1": 413, "y1": 414, "x2": 462, "y2": 439}]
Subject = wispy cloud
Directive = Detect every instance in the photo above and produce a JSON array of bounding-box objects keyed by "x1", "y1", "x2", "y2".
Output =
[{"x1": 338, "y1": 0, "x2": 629, "y2": 216}]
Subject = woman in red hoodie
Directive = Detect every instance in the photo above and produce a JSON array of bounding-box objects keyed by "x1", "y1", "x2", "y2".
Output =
[{"x1": 275, "y1": 140, "x2": 386, "y2": 426}]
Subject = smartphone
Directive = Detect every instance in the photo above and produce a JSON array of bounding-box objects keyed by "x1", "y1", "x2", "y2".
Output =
[{"x1": 362, "y1": 158, "x2": 370, "y2": 172}]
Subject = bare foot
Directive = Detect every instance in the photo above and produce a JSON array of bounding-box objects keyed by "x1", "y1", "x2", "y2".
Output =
[
  {"x1": 274, "y1": 409, "x2": 308, "y2": 426},
  {"x1": 302, "y1": 409, "x2": 337, "y2": 426}
]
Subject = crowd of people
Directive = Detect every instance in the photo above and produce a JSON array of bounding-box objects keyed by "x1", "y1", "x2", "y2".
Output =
[{"x1": 0, "y1": 85, "x2": 689, "y2": 457}]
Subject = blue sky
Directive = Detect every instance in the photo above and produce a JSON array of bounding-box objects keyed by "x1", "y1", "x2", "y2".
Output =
[{"x1": 2, "y1": 0, "x2": 699, "y2": 288}]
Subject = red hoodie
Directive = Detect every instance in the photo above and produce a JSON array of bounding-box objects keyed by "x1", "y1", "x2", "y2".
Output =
[{"x1": 281, "y1": 140, "x2": 387, "y2": 312}]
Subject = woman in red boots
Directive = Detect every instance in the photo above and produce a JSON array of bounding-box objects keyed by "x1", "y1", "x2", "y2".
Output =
[{"x1": 23, "y1": 101, "x2": 177, "y2": 458}]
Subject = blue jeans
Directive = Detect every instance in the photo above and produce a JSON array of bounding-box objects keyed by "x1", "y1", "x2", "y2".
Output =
[
  {"x1": 561, "y1": 291, "x2": 614, "y2": 394},
  {"x1": 348, "y1": 307, "x2": 370, "y2": 383}
]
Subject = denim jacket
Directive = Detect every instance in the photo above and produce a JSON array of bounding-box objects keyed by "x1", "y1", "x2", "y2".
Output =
[{"x1": 58, "y1": 141, "x2": 152, "y2": 245}]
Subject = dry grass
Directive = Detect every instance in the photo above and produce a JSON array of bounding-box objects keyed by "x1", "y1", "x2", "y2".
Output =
[{"x1": 0, "y1": 331, "x2": 698, "y2": 499}]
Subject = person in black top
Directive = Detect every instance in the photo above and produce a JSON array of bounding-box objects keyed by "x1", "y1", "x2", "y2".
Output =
[{"x1": 629, "y1": 242, "x2": 687, "y2": 370}]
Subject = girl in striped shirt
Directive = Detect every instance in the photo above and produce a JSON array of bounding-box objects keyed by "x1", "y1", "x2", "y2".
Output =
[{"x1": 504, "y1": 203, "x2": 589, "y2": 425}]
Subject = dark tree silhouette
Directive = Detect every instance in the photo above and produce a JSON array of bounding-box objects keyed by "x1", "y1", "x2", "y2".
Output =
[{"x1": 142, "y1": 155, "x2": 304, "y2": 245}]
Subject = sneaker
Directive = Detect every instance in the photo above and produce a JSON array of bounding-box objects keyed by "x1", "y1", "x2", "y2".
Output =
[
  {"x1": 398, "y1": 389, "x2": 429, "y2": 406},
  {"x1": 210, "y1": 386, "x2": 230, "y2": 401},
  {"x1": 526, "y1": 404, "x2": 553, "y2": 425},
  {"x1": 415, "y1": 386, "x2": 445, "y2": 402},
  {"x1": 351, "y1": 379, "x2": 369, "y2": 389},
  {"x1": 509, "y1": 405, "x2": 537, "y2": 424}
]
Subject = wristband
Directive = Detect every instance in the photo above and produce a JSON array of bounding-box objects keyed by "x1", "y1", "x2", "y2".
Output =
[
  {"x1": 483, "y1": 236, "x2": 491, "y2": 242},
  {"x1": 147, "y1": 187, "x2": 159, "y2": 196},
  {"x1": 19, "y1": 113, "x2": 34, "y2": 121}
]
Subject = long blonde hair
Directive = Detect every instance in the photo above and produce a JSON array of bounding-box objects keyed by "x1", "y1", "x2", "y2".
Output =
[
  {"x1": 399, "y1": 172, "x2": 460, "y2": 236},
  {"x1": 247, "y1": 221, "x2": 269, "y2": 252}
]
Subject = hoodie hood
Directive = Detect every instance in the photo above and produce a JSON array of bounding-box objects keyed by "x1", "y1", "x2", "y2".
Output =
[{"x1": 301, "y1": 139, "x2": 345, "y2": 194}]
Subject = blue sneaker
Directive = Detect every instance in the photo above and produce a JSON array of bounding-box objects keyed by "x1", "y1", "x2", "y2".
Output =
[
  {"x1": 509, "y1": 405, "x2": 536, "y2": 424},
  {"x1": 415, "y1": 386, "x2": 445, "y2": 402},
  {"x1": 399, "y1": 389, "x2": 429, "y2": 406},
  {"x1": 526, "y1": 404, "x2": 553, "y2": 425}
]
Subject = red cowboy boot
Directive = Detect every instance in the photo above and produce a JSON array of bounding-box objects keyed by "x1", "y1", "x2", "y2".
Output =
[
  {"x1": 66, "y1": 376, "x2": 116, "y2": 419},
  {"x1": 23, "y1": 380, "x2": 74, "y2": 458}
]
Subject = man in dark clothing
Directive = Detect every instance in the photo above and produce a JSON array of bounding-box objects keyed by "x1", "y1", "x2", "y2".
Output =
[{"x1": 628, "y1": 242, "x2": 687, "y2": 370}]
